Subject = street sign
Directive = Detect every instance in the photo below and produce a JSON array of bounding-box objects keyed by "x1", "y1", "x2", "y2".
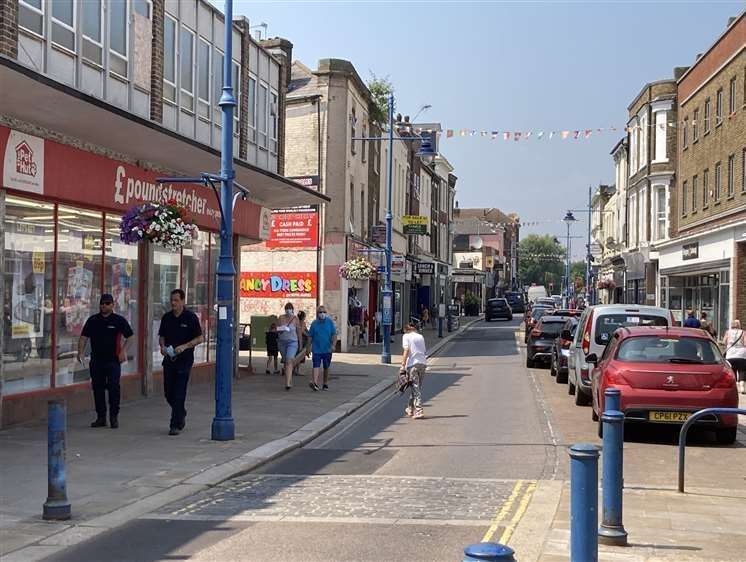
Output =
[
  {"x1": 415, "y1": 262, "x2": 434, "y2": 275},
  {"x1": 589, "y1": 243, "x2": 603, "y2": 257},
  {"x1": 402, "y1": 215, "x2": 428, "y2": 235},
  {"x1": 382, "y1": 292, "x2": 392, "y2": 326}
]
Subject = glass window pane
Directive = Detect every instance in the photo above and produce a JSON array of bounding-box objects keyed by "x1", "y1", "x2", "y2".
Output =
[
  {"x1": 198, "y1": 41, "x2": 210, "y2": 101},
  {"x1": 164, "y1": 17, "x2": 176, "y2": 83},
  {"x1": 19, "y1": 6, "x2": 44, "y2": 35},
  {"x1": 182, "y1": 231, "x2": 209, "y2": 363},
  {"x1": 213, "y1": 51, "x2": 223, "y2": 109},
  {"x1": 55, "y1": 206, "x2": 103, "y2": 387},
  {"x1": 52, "y1": 0, "x2": 73, "y2": 26},
  {"x1": 133, "y1": 0, "x2": 150, "y2": 18},
  {"x1": 82, "y1": 0, "x2": 101, "y2": 41},
  {"x1": 82, "y1": 39, "x2": 103, "y2": 64},
  {"x1": 23, "y1": 0, "x2": 42, "y2": 9},
  {"x1": 151, "y1": 248, "x2": 181, "y2": 367},
  {"x1": 180, "y1": 28, "x2": 194, "y2": 93},
  {"x1": 52, "y1": 23, "x2": 75, "y2": 51},
  {"x1": 104, "y1": 215, "x2": 139, "y2": 375},
  {"x1": 109, "y1": 0, "x2": 127, "y2": 56},
  {"x1": 111, "y1": 54, "x2": 127, "y2": 77},
  {"x1": 3, "y1": 197, "x2": 54, "y2": 394},
  {"x1": 247, "y1": 77, "x2": 256, "y2": 128}
]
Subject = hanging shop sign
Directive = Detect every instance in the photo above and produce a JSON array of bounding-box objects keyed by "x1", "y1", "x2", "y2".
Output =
[
  {"x1": 288, "y1": 175, "x2": 319, "y2": 191},
  {"x1": 267, "y1": 207, "x2": 319, "y2": 249},
  {"x1": 402, "y1": 215, "x2": 428, "y2": 235},
  {"x1": 240, "y1": 272, "x2": 317, "y2": 299},
  {"x1": 415, "y1": 262, "x2": 435, "y2": 275},
  {"x1": 682, "y1": 242, "x2": 699, "y2": 261}
]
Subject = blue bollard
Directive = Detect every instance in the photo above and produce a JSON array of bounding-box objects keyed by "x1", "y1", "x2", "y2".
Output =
[
  {"x1": 569, "y1": 443, "x2": 600, "y2": 562},
  {"x1": 463, "y1": 543, "x2": 515, "y2": 561},
  {"x1": 43, "y1": 400, "x2": 71, "y2": 520},
  {"x1": 599, "y1": 388, "x2": 627, "y2": 546}
]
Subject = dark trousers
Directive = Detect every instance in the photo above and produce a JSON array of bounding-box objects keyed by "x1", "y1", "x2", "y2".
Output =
[
  {"x1": 90, "y1": 360, "x2": 121, "y2": 418},
  {"x1": 164, "y1": 361, "x2": 192, "y2": 428}
]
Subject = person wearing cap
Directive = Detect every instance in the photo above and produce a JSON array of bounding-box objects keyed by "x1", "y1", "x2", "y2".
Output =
[
  {"x1": 77, "y1": 293, "x2": 135, "y2": 429},
  {"x1": 158, "y1": 288, "x2": 203, "y2": 435}
]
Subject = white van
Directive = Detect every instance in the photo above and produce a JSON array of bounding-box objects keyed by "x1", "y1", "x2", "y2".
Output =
[
  {"x1": 567, "y1": 304, "x2": 673, "y2": 406},
  {"x1": 526, "y1": 285, "x2": 548, "y2": 303}
]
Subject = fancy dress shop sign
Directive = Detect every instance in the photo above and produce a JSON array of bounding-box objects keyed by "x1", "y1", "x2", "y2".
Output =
[
  {"x1": 240, "y1": 272, "x2": 317, "y2": 299},
  {"x1": 0, "y1": 126, "x2": 264, "y2": 238}
]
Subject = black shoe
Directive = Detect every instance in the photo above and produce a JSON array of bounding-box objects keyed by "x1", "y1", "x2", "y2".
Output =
[
  {"x1": 177, "y1": 421, "x2": 186, "y2": 431},
  {"x1": 285, "y1": 385, "x2": 291, "y2": 391},
  {"x1": 110, "y1": 416, "x2": 119, "y2": 429},
  {"x1": 322, "y1": 384, "x2": 329, "y2": 391},
  {"x1": 91, "y1": 418, "x2": 106, "y2": 428},
  {"x1": 309, "y1": 382, "x2": 319, "y2": 391},
  {"x1": 169, "y1": 427, "x2": 180, "y2": 436}
]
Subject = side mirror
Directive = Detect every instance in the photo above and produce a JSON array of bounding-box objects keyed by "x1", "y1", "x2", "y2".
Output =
[
  {"x1": 585, "y1": 353, "x2": 598, "y2": 365},
  {"x1": 561, "y1": 329, "x2": 572, "y2": 340}
]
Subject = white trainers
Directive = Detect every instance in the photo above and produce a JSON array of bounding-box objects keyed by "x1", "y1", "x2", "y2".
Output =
[
  {"x1": 412, "y1": 409, "x2": 424, "y2": 420},
  {"x1": 405, "y1": 407, "x2": 413, "y2": 417}
]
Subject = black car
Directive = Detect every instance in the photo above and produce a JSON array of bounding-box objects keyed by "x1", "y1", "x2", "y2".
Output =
[
  {"x1": 504, "y1": 291, "x2": 526, "y2": 313},
  {"x1": 524, "y1": 305, "x2": 554, "y2": 342},
  {"x1": 486, "y1": 298, "x2": 513, "y2": 321},
  {"x1": 550, "y1": 317, "x2": 578, "y2": 383},
  {"x1": 526, "y1": 315, "x2": 567, "y2": 368}
]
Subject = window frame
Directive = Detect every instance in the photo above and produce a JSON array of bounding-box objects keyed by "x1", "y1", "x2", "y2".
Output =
[
  {"x1": 257, "y1": 82, "x2": 269, "y2": 148},
  {"x1": 109, "y1": 0, "x2": 129, "y2": 78},
  {"x1": 18, "y1": 0, "x2": 45, "y2": 38},
  {"x1": 716, "y1": 88, "x2": 723, "y2": 125},
  {"x1": 704, "y1": 98, "x2": 711, "y2": 133},
  {"x1": 682, "y1": 117, "x2": 688, "y2": 149},
  {"x1": 212, "y1": 48, "x2": 224, "y2": 117},
  {"x1": 269, "y1": 89, "x2": 279, "y2": 154},
  {"x1": 232, "y1": 60, "x2": 241, "y2": 129},
  {"x1": 714, "y1": 162, "x2": 722, "y2": 201},
  {"x1": 742, "y1": 148, "x2": 746, "y2": 194},
  {"x1": 247, "y1": 75, "x2": 257, "y2": 142},
  {"x1": 727, "y1": 154, "x2": 735, "y2": 197},
  {"x1": 50, "y1": 0, "x2": 77, "y2": 54},
  {"x1": 729, "y1": 76, "x2": 737, "y2": 115},
  {"x1": 81, "y1": 0, "x2": 104, "y2": 66},
  {"x1": 197, "y1": 38, "x2": 211, "y2": 119},
  {"x1": 162, "y1": 14, "x2": 177, "y2": 103},
  {"x1": 692, "y1": 108, "x2": 699, "y2": 142},
  {"x1": 691, "y1": 174, "x2": 698, "y2": 213},
  {"x1": 681, "y1": 180, "x2": 688, "y2": 216},
  {"x1": 655, "y1": 186, "x2": 667, "y2": 240},
  {"x1": 702, "y1": 168, "x2": 709, "y2": 208},
  {"x1": 179, "y1": 25, "x2": 196, "y2": 113},
  {"x1": 350, "y1": 107, "x2": 357, "y2": 156}
]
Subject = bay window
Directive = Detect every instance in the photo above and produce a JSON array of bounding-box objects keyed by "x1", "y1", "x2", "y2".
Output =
[
  {"x1": 163, "y1": 16, "x2": 177, "y2": 102},
  {"x1": 180, "y1": 26, "x2": 195, "y2": 112}
]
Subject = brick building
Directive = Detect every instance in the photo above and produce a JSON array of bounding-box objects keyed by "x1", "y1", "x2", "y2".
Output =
[
  {"x1": 0, "y1": 0, "x2": 326, "y2": 426},
  {"x1": 655, "y1": 14, "x2": 745, "y2": 334}
]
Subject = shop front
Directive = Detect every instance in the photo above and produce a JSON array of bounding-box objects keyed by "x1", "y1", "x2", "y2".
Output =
[
  {"x1": 0, "y1": 126, "x2": 323, "y2": 426},
  {"x1": 658, "y1": 224, "x2": 746, "y2": 337}
]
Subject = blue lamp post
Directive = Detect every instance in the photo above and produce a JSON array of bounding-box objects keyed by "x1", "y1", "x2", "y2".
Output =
[
  {"x1": 355, "y1": 95, "x2": 435, "y2": 364},
  {"x1": 563, "y1": 211, "x2": 576, "y2": 305},
  {"x1": 156, "y1": 0, "x2": 240, "y2": 440}
]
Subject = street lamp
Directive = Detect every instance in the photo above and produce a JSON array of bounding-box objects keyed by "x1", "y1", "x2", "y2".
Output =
[
  {"x1": 563, "y1": 211, "x2": 577, "y2": 305},
  {"x1": 353, "y1": 95, "x2": 435, "y2": 364}
]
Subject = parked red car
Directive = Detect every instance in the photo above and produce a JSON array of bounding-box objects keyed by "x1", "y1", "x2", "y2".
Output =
[{"x1": 589, "y1": 326, "x2": 738, "y2": 444}]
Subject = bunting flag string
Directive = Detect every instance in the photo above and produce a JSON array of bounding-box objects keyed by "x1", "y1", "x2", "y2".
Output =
[{"x1": 387, "y1": 106, "x2": 740, "y2": 141}]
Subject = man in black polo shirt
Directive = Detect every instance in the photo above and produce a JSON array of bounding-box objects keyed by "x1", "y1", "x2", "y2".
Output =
[
  {"x1": 158, "y1": 288, "x2": 203, "y2": 435},
  {"x1": 78, "y1": 293, "x2": 134, "y2": 429}
]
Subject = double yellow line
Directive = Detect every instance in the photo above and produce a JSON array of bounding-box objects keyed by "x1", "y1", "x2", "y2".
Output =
[{"x1": 481, "y1": 480, "x2": 537, "y2": 545}]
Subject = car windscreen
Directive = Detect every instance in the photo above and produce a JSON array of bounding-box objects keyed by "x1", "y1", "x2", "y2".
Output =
[
  {"x1": 506, "y1": 293, "x2": 524, "y2": 302},
  {"x1": 595, "y1": 314, "x2": 668, "y2": 345},
  {"x1": 538, "y1": 321, "x2": 565, "y2": 337},
  {"x1": 616, "y1": 336, "x2": 722, "y2": 364},
  {"x1": 531, "y1": 307, "x2": 552, "y2": 321}
]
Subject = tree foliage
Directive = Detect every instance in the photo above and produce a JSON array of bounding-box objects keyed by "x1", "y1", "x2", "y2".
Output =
[
  {"x1": 367, "y1": 74, "x2": 394, "y2": 126},
  {"x1": 518, "y1": 234, "x2": 565, "y2": 288},
  {"x1": 570, "y1": 261, "x2": 587, "y2": 289}
]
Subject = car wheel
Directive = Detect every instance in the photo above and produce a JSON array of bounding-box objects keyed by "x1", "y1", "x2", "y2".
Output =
[
  {"x1": 568, "y1": 378, "x2": 576, "y2": 395},
  {"x1": 550, "y1": 358, "x2": 557, "y2": 376},
  {"x1": 574, "y1": 387, "x2": 590, "y2": 406},
  {"x1": 716, "y1": 427, "x2": 737, "y2": 445},
  {"x1": 556, "y1": 370, "x2": 567, "y2": 384},
  {"x1": 591, "y1": 407, "x2": 599, "y2": 422},
  {"x1": 526, "y1": 355, "x2": 534, "y2": 368}
]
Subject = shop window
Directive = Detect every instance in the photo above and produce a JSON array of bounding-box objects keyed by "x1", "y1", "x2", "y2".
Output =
[
  {"x1": 151, "y1": 247, "x2": 181, "y2": 367},
  {"x1": 104, "y1": 214, "x2": 139, "y2": 375},
  {"x1": 55, "y1": 206, "x2": 103, "y2": 387},
  {"x1": 2, "y1": 197, "x2": 54, "y2": 394},
  {"x1": 182, "y1": 231, "x2": 209, "y2": 364}
]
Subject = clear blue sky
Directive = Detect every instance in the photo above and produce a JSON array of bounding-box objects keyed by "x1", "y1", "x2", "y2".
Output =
[{"x1": 229, "y1": 0, "x2": 742, "y2": 258}]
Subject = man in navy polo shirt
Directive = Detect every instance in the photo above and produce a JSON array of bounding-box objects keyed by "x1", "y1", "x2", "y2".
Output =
[
  {"x1": 78, "y1": 293, "x2": 134, "y2": 429},
  {"x1": 158, "y1": 288, "x2": 203, "y2": 435},
  {"x1": 307, "y1": 305, "x2": 337, "y2": 391}
]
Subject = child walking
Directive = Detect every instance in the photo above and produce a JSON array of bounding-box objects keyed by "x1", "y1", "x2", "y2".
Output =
[{"x1": 265, "y1": 323, "x2": 280, "y2": 374}]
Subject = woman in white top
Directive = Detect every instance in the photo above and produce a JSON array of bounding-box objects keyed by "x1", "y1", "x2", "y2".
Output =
[
  {"x1": 400, "y1": 322, "x2": 428, "y2": 419},
  {"x1": 722, "y1": 320, "x2": 746, "y2": 394}
]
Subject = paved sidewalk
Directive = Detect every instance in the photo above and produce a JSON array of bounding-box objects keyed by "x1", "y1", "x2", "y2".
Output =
[{"x1": 0, "y1": 317, "x2": 480, "y2": 560}]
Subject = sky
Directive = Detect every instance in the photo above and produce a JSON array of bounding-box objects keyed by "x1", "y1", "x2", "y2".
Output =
[{"x1": 227, "y1": 0, "x2": 742, "y2": 258}]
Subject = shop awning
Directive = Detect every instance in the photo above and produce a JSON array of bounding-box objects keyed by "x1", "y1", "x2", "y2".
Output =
[{"x1": 0, "y1": 58, "x2": 328, "y2": 209}]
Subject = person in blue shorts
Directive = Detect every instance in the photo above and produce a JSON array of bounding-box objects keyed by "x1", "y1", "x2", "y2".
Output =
[{"x1": 307, "y1": 305, "x2": 337, "y2": 391}]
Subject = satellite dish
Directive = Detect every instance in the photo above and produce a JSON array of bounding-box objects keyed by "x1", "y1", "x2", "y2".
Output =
[{"x1": 471, "y1": 236, "x2": 483, "y2": 249}]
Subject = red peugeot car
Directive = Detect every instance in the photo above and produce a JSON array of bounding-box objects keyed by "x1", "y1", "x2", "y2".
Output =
[{"x1": 589, "y1": 326, "x2": 738, "y2": 444}]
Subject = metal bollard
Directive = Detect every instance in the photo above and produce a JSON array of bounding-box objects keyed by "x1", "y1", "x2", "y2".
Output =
[
  {"x1": 463, "y1": 543, "x2": 515, "y2": 561},
  {"x1": 569, "y1": 443, "x2": 600, "y2": 562},
  {"x1": 43, "y1": 400, "x2": 71, "y2": 520},
  {"x1": 438, "y1": 316, "x2": 444, "y2": 338},
  {"x1": 599, "y1": 388, "x2": 627, "y2": 546}
]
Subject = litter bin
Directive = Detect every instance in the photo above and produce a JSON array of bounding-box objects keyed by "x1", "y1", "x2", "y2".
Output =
[{"x1": 447, "y1": 305, "x2": 460, "y2": 332}]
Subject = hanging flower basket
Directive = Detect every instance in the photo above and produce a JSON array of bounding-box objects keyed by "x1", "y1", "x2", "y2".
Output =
[
  {"x1": 339, "y1": 257, "x2": 376, "y2": 280},
  {"x1": 120, "y1": 201, "x2": 199, "y2": 252},
  {"x1": 596, "y1": 279, "x2": 616, "y2": 290}
]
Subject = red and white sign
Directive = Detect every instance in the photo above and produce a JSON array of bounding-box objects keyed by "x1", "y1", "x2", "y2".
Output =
[
  {"x1": 267, "y1": 208, "x2": 318, "y2": 249},
  {"x1": 240, "y1": 271, "x2": 317, "y2": 299},
  {"x1": 0, "y1": 126, "x2": 264, "y2": 239},
  {"x1": 3, "y1": 130, "x2": 44, "y2": 194}
]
